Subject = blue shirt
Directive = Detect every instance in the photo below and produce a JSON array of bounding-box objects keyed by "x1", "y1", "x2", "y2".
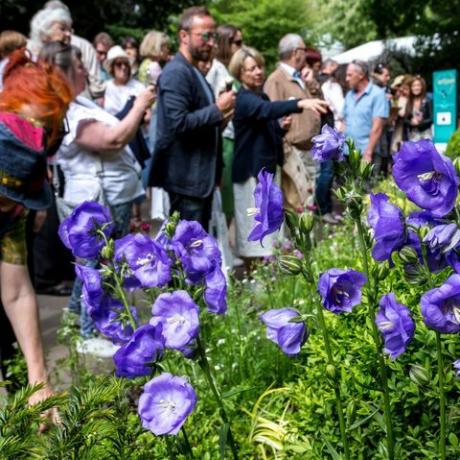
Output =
[{"x1": 344, "y1": 82, "x2": 389, "y2": 153}]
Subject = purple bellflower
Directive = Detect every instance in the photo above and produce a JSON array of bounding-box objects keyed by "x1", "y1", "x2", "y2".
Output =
[
  {"x1": 375, "y1": 293, "x2": 415, "y2": 359},
  {"x1": 318, "y1": 268, "x2": 367, "y2": 314},
  {"x1": 59, "y1": 201, "x2": 113, "y2": 259},
  {"x1": 114, "y1": 324, "x2": 165, "y2": 378},
  {"x1": 75, "y1": 264, "x2": 104, "y2": 314},
  {"x1": 138, "y1": 373, "x2": 197, "y2": 436},
  {"x1": 171, "y1": 221, "x2": 221, "y2": 283},
  {"x1": 115, "y1": 233, "x2": 172, "y2": 288},
  {"x1": 311, "y1": 124, "x2": 345, "y2": 162},
  {"x1": 248, "y1": 170, "x2": 284, "y2": 244},
  {"x1": 260, "y1": 308, "x2": 307, "y2": 356},
  {"x1": 204, "y1": 266, "x2": 227, "y2": 314},
  {"x1": 392, "y1": 140, "x2": 459, "y2": 217},
  {"x1": 423, "y1": 224, "x2": 460, "y2": 254},
  {"x1": 150, "y1": 290, "x2": 200, "y2": 350},
  {"x1": 368, "y1": 193, "x2": 406, "y2": 261},
  {"x1": 91, "y1": 297, "x2": 137, "y2": 344},
  {"x1": 421, "y1": 274, "x2": 460, "y2": 333}
]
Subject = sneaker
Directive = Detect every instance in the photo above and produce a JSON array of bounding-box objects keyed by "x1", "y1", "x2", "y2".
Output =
[
  {"x1": 321, "y1": 213, "x2": 338, "y2": 225},
  {"x1": 76, "y1": 337, "x2": 120, "y2": 358},
  {"x1": 232, "y1": 257, "x2": 244, "y2": 268}
]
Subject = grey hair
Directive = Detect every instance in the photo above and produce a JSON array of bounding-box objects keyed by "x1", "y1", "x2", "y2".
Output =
[
  {"x1": 321, "y1": 58, "x2": 338, "y2": 70},
  {"x1": 44, "y1": 0, "x2": 70, "y2": 12},
  {"x1": 350, "y1": 59, "x2": 369, "y2": 78},
  {"x1": 30, "y1": 7, "x2": 72, "y2": 46},
  {"x1": 278, "y1": 33, "x2": 304, "y2": 61}
]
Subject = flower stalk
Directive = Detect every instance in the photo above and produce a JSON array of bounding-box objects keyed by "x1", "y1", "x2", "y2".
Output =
[
  {"x1": 196, "y1": 335, "x2": 239, "y2": 460},
  {"x1": 421, "y1": 243, "x2": 446, "y2": 460},
  {"x1": 307, "y1": 270, "x2": 350, "y2": 460},
  {"x1": 355, "y1": 217, "x2": 395, "y2": 460}
]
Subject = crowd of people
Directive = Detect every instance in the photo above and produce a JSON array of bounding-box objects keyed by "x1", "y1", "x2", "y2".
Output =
[{"x1": 0, "y1": 2, "x2": 435, "y2": 410}]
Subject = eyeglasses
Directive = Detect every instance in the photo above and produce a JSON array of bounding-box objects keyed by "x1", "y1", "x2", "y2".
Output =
[
  {"x1": 295, "y1": 47, "x2": 307, "y2": 52},
  {"x1": 196, "y1": 32, "x2": 218, "y2": 42},
  {"x1": 96, "y1": 50, "x2": 107, "y2": 56},
  {"x1": 114, "y1": 61, "x2": 129, "y2": 68}
]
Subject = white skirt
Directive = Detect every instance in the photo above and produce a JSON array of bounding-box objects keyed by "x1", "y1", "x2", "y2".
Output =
[{"x1": 233, "y1": 176, "x2": 281, "y2": 258}]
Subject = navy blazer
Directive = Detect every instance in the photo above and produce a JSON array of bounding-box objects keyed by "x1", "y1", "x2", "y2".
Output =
[
  {"x1": 149, "y1": 52, "x2": 223, "y2": 198},
  {"x1": 232, "y1": 87, "x2": 301, "y2": 183}
]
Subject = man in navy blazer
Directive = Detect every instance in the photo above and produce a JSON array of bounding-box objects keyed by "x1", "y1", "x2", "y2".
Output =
[{"x1": 150, "y1": 6, "x2": 235, "y2": 230}]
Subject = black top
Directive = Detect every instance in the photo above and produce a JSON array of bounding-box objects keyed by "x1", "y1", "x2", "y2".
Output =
[
  {"x1": 149, "y1": 52, "x2": 223, "y2": 198},
  {"x1": 403, "y1": 97, "x2": 433, "y2": 139},
  {"x1": 232, "y1": 87, "x2": 302, "y2": 183}
]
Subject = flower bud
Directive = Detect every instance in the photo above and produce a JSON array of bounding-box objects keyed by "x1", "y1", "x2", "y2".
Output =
[
  {"x1": 165, "y1": 212, "x2": 180, "y2": 238},
  {"x1": 279, "y1": 255, "x2": 303, "y2": 275},
  {"x1": 299, "y1": 213, "x2": 314, "y2": 234},
  {"x1": 398, "y1": 246, "x2": 419, "y2": 265},
  {"x1": 326, "y1": 364, "x2": 336, "y2": 379},
  {"x1": 409, "y1": 364, "x2": 430, "y2": 386},
  {"x1": 100, "y1": 239, "x2": 114, "y2": 260}
]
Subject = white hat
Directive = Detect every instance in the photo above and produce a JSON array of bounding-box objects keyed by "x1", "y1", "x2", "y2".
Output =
[{"x1": 104, "y1": 45, "x2": 130, "y2": 73}]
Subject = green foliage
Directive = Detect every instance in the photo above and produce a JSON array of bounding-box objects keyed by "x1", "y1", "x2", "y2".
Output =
[
  {"x1": 210, "y1": 0, "x2": 316, "y2": 69},
  {"x1": 446, "y1": 129, "x2": 460, "y2": 159}
]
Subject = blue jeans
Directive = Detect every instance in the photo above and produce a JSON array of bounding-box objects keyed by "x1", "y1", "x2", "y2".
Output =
[
  {"x1": 68, "y1": 201, "x2": 132, "y2": 338},
  {"x1": 315, "y1": 160, "x2": 334, "y2": 215}
]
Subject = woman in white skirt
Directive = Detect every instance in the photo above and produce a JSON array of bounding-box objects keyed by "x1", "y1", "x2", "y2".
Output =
[{"x1": 229, "y1": 47, "x2": 327, "y2": 271}]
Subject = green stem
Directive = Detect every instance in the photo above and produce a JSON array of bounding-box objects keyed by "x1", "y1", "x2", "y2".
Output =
[
  {"x1": 316, "y1": 297, "x2": 351, "y2": 460},
  {"x1": 181, "y1": 427, "x2": 194, "y2": 459},
  {"x1": 196, "y1": 335, "x2": 239, "y2": 460},
  {"x1": 355, "y1": 218, "x2": 395, "y2": 460},
  {"x1": 113, "y1": 268, "x2": 137, "y2": 330},
  {"x1": 420, "y1": 244, "x2": 447, "y2": 460},
  {"x1": 435, "y1": 332, "x2": 447, "y2": 460},
  {"x1": 97, "y1": 229, "x2": 137, "y2": 330}
]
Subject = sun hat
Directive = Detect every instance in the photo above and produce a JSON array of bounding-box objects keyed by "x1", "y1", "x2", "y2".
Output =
[
  {"x1": 104, "y1": 45, "x2": 130, "y2": 73},
  {"x1": 391, "y1": 74, "x2": 406, "y2": 89},
  {"x1": 0, "y1": 112, "x2": 52, "y2": 210}
]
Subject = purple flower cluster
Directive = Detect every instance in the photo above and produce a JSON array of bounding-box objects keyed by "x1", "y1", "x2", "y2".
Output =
[
  {"x1": 248, "y1": 170, "x2": 284, "y2": 244},
  {"x1": 260, "y1": 308, "x2": 307, "y2": 356},
  {"x1": 311, "y1": 125, "x2": 345, "y2": 162},
  {"x1": 318, "y1": 268, "x2": 367, "y2": 314},
  {"x1": 375, "y1": 293, "x2": 415, "y2": 359}
]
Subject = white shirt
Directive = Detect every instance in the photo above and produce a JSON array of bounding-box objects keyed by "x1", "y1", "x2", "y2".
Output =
[
  {"x1": 58, "y1": 96, "x2": 143, "y2": 206},
  {"x1": 104, "y1": 79, "x2": 145, "y2": 116},
  {"x1": 321, "y1": 79, "x2": 344, "y2": 128}
]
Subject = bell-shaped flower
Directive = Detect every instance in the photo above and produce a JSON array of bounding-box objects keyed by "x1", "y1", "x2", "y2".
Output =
[
  {"x1": 260, "y1": 308, "x2": 307, "y2": 356},
  {"x1": 318, "y1": 268, "x2": 367, "y2": 314},
  {"x1": 138, "y1": 373, "x2": 197, "y2": 435},
  {"x1": 375, "y1": 293, "x2": 415, "y2": 359},
  {"x1": 393, "y1": 140, "x2": 458, "y2": 217},
  {"x1": 248, "y1": 170, "x2": 284, "y2": 244}
]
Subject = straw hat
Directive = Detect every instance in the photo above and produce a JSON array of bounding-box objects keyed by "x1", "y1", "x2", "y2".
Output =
[{"x1": 104, "y1": 45, "x2": 130, "y2": 73}]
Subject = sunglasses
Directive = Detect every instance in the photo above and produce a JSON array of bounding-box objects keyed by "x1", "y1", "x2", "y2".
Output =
[
  {"x1": 197, "y1": 32, "x2": 218, "y2": 42},
  {"x1": 114, "y1": 61, "x2": 129, "y2": 68},
  {"x1": 232, "y1": 39, "x2": 243, "y2": 47}
]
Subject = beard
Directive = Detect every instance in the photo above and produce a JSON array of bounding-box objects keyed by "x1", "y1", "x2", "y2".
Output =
[{"x1": 189, "y1": 45, "x2": 212, "y2": 62}]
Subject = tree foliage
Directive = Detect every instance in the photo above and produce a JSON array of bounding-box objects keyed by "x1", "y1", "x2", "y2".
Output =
[{"x1": 210, "y1": 0, "x2": 317, "y2": 68}]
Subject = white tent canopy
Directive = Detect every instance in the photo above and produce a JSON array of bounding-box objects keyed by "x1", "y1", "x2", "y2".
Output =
[{"x1": 331, "y1": 36, "x2": 418, "y2": 64}]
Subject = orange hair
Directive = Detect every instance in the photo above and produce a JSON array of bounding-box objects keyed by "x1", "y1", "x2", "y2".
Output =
[{"x1": 0, "y1": 49, "x2": 72, "y2": 147}]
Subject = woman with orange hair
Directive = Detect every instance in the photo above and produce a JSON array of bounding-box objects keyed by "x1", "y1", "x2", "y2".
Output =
[{"x1": 0, "y1": 49, "x2": 71, "y2": 415}]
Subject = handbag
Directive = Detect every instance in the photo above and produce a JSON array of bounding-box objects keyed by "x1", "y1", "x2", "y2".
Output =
[{"x1": 53, "y1": 162, "x2": 108, "y2": 222}]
